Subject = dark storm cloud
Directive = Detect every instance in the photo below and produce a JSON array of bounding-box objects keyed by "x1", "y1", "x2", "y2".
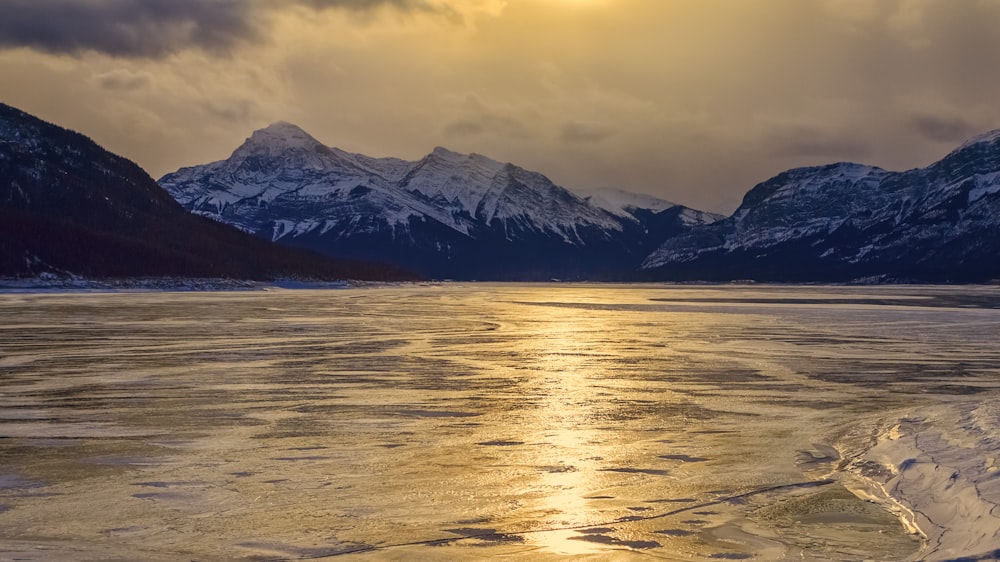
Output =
[
  {"x1": 0, "y1": 0, "x2": 442, "y2": 58},
  {"x1": 0, "y1": 0, "x2": 259, "y2": 58}
]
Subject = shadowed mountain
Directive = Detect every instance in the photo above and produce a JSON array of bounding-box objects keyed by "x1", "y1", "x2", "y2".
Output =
[
  {"x1": 641, "y1": 130, "x2": 1000, "y2": 283},
  {"x1": 0, "y1": 103, "x2": 416, "y2": 281}
]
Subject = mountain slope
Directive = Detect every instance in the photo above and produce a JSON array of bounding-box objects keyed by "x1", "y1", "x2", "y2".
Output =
[
  {"x1": 0, "y1": 103, "x2": 415, "y2": 280},
  {"x1": 642, "y1": 132, "x2": 1000, "y2": 282},
  {"x1": 578, "y1": 187, "x2": 723, "y2": 228},
  {"x1": 161, "y1": 123, "x2": 719, "y2": 280}
]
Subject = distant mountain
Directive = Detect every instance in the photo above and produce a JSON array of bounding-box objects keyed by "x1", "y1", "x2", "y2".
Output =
[
  {"x1": 642, "y1": 130, "x2": 1000, "y2": 283},
  {"x1": 160, "y1": 123, "x2": 720, "y2": 280},
  {"x1": 0, "y1": 104, "x2": 415, "y2": 281}
]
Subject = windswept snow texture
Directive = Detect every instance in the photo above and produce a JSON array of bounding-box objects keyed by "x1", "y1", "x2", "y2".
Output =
[
  {"x1": 642, "y1": 130, "x2": 1000, "y2": 282},
  {"x1": 160, "y1": 123, "x2": 718, "y2": 280}
]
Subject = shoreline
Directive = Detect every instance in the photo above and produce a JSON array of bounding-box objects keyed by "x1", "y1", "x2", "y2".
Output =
[{"x1": 0, "y1": 276, "x2": 399, "y2": 293}]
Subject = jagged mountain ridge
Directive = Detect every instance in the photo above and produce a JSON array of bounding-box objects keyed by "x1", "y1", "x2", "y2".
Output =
[
  {"x1": 161, "y1": 123, "x2": 720, "y2": 279},
  {"x1": 0, "y1": 103, "x2": 415, "y2": 281},
  {"x1": 642, "y1": 129, "x2": 1000, "y2": 282}
]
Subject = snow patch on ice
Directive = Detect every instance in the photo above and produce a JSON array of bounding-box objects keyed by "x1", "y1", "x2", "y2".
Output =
[{"x1": 843, "y1": 401, "x2": 1000, "y2": 561}]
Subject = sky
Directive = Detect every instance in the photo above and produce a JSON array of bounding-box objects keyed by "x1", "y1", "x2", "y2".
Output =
[{"x1": 1, "y1": 0, "x2": 999, "y2": 214}]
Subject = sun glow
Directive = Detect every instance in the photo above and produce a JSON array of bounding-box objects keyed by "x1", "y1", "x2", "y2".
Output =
[{"x1": 536, "y1": 0, "x2": 610, "y2": 7}]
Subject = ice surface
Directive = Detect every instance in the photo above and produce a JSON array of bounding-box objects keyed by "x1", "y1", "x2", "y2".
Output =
[{"x1": 1, "y1": 285, "x2": 998, "y2": 560}]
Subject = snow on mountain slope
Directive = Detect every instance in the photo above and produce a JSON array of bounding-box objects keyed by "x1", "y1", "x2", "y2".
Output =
[
  {"x1": 642, "y1": 130, "x2": 1000, "y2": 282},
  {"x1": 396, "y1": 146, "x2": 627, "y2": 243},
  {"x1": 162, "y1": 122, "x2": 624, "y2": 242},
  {"x1": 159, "y1": 122, "x2": 713, "y2": 279},
  {"x1": 949, "y1": 127, "x2": 1000, "y2": 155},
  {"x1": 577, "y1": 187, "x2": 723, "y2": 226},
  {"x1": 162, "y1": 123, "x2": 476, "y2": 238},
  {"x1": 402, "y1": 147, "x2": 507, "y2": 213},
  {"x1": 576, "y1": 187, "x2": 677, "y2": 217},
  {"x1": 723, "y1": 162, "x2": 890, "y2": 250}
]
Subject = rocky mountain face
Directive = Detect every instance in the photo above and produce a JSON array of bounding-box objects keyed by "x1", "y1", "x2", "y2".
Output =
[
  {"x1": 160, "y1": 123, "x2": 720, "y2": 280},
  {"x1": 641, "y1": 130, "x2": 1000, "y2": 283},
  {"x1": 0, "y1": 104, "x2": 415, "y2": 281}
]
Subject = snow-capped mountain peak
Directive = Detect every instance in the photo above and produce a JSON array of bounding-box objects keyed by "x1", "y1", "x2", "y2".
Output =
[
  {"x1": 222, "y1": 121, "x2": 357, "y2": 176},
  {"x1": 422, "y1": 146, "x2": 508, "y2": 177},
  {"x1": 429, "y1": 145, "x2": 465, "y2": 159},
  {"x1": 243, "y1": 121, "x2": 324, "y2": 152},
  {"x1": 260, "y1": 120, "x2": 313, "y2": 136},
  {"x1": 404, "y1": 146, "x2": 508, "y2": 210},
  {"x1": 159, "y1": 121, "x2": 715, "y2": 279}
]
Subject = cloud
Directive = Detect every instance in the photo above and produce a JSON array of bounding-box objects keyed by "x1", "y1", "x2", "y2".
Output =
[
  {"x1": 203, "y1": 98, "x2": 261, "y2": 124},
  {"x1": 441, "y1": 94, "x2": 537, "y2": 140},
  {"x1": 443, "y1": 113, "x2": 533, "y2": 140},
  {"x1": 906, "y1": 113, "x2": 980, "y2": 144},
  {"x1": 4, "y1": 0, "x2": 1000, "y2": 216},
  {"x1": 818, "y1": 0, "x2": 885, "y2": 26},
  {"x1": 443, "y1": 120, "x2": 485, "y2": 137},
  {"x1": 0, "y1": 0, "x2": 468, "y2": 59},
  {"x1": 560, "y1": 121, "x2": 613, "y2": 144},
  {"x1": 764, "y1": 124, "x2": 870, "y2": 161},
  {"x1": 295, "y1": 0, "x2": 440, "y2": 12},
  {"x1": 93, "y1": 68, "x2": 152, "y2": 91},
  {"x1": 0, "y1": 0, "x2": 258, "y2": 58}
]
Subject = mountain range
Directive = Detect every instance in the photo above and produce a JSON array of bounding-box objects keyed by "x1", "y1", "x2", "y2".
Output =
[
  {"x1": 159, "y1": 122, "x2": 720, "y2": 280},
  {"x1": 0, "y1": 103, "x2": 414, "y2": 281},
  {"x1": 642, "y1": 130, "x2": 1000, "y2": 282},
  {"x1": 161, "y1": 121, "x2": 1000, "y2": 282},
  {"x1": 4, "y1": 99, "x2": 999, "y2": 283}
]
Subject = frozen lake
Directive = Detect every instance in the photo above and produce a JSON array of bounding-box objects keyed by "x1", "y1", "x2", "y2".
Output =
[{"x1": 1, "y1": 284, "x2": 999, "y2": 560}]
